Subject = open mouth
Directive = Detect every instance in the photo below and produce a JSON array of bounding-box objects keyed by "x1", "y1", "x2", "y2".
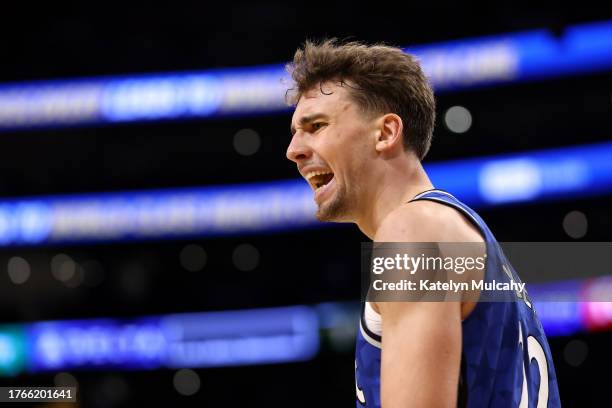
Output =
[{"x1": 305, "y1": 170, "x2": 335, "y2": 192}]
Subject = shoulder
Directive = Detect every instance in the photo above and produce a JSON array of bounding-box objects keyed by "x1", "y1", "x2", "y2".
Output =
[
  {"x1": 374, "y1": 199, "x2": 484, "y2": 243},
  {"x1": 374, "y1": 198, "x2": 485, "y2": 320}
]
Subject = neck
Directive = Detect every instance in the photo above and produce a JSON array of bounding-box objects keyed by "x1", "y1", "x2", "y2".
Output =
[{"x1": 356, "y1": 156, "x2": 433, "y2": 240}]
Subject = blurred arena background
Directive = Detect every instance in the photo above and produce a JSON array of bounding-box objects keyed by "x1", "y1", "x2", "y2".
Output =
[{"x1": 0, "y1": 2, "x2": 611, "y2": 406}]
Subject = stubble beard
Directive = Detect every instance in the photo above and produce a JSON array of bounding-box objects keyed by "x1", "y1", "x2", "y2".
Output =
[{"x1": 315, "y1": 182, "x2": 354, "y2": 222}]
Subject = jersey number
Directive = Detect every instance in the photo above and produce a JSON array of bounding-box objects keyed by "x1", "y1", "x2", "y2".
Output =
[
  {"x1": 518, "y1": 325, "x2": 549, "y2": 408},
  {"x1": 356, "y1": 327, "x2": 549, "y2": 407},
  {"x1": 355, "y1": 360, "x2": 366, "y2": 405}
]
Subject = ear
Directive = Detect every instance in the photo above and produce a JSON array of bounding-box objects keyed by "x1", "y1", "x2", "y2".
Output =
[{"x1": 375, "y1": 113, "x2": 404, "y2": 153}]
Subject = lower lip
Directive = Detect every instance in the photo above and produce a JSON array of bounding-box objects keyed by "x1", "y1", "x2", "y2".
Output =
[{"x1": 314, "y1": 177, "x2": 336, "y2": 203}]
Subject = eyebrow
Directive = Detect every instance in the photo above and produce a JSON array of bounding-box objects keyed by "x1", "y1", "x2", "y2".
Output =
[{"x1": 290, "y1": 113, "x2": 329, "y2": 136}]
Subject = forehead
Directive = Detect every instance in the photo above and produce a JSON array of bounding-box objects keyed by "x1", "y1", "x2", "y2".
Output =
[{"x1": 291, "y1": 83, "x2": 354, "y2": 124}]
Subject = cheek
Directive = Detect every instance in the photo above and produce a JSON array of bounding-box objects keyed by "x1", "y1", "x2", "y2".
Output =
[
  {"x1": 323, "y1": 125, "x2": 370, "y2": 172},
  {"x1": 334, "y1": 127, "x2": 364, "y2": 155}
]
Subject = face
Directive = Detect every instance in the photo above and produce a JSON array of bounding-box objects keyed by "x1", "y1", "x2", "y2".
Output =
[{"x1": 287, "y1": 82, "x2": 377, "y2": 222}]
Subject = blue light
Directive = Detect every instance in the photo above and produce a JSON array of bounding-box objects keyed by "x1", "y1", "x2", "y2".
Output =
[
  {"x1": 528, "y1": 280, "x2": 584, "y2": 336},
  {"x1": 100, "y1": 74, "x2": 224, "y2": 121},
  {"x1": 28, "y1": 319, "x2": 167, "y2": 371},
  {"x1": 23, "y1": 306, "x2": 319, "y2": 373},
  {"x1": 479, "y1": 143, "x2": 606, "y2": 203},
  {"x1": 429, "y1": 141, "x2": 612, "y2": 207},
  {"x1": 162, "y1": 306, "x2": 319, "y2": 368},
  {"x1": 0, "y1": 276, "x2": 609, "y2": 376},
  {"x1": 0, "y1": 327, "x2": 26, "y2": 376},
  {"x1": 1, "y1": 21, "x2": 612, "y2": 130},
  {"x1": 14, "y1": 202, "x2": 53, "y2": 244},
  {"x1": 0, "y1": 142, "x2": 609, "y2": 246}
]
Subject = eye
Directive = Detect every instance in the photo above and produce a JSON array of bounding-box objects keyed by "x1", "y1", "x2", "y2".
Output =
[{"x1": 312, "y1": 122, "x2": 326, "y2": 131}]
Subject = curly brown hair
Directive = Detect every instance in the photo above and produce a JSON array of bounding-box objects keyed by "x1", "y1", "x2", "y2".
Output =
[{"x1": 286, "y1": 39, "x2": 436, "y2": 161}]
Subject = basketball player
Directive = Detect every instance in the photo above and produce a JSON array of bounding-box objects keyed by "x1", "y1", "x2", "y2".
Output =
[{"x1": 285, "y1": 40, "x2": 561, "y2": 407}]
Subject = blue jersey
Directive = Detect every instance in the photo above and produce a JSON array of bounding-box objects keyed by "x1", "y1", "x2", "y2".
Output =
[{"x1": 355, "y1": 189, "x2": 561, "y2": 407}]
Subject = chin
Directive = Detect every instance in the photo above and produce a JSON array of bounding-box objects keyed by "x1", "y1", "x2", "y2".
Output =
[{"x1": 315, "y1": 198, "x2": 351, "y2": 222}]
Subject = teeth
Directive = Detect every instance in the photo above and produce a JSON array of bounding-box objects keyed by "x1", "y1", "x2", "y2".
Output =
[
  {"x1": 303, "y1": 170, "x2": 334, "y2": 192},
  {"x1": 305, "y1": 170, "x2": 333, "y2": 181}
]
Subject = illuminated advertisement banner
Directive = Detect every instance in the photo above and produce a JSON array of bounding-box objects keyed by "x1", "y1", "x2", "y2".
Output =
[
  {"x1": 0, "y1": 278, "x2": 610, "y2": 376},
  {"x1": 0, "y1": 142, "x2": 610, "y2": 246},
  {"x1": 22, "y1": 306, "x2": 318, "y2": 373},
  {"x1": 0, "y1": 20, "x2": 611, "y2": 130}
]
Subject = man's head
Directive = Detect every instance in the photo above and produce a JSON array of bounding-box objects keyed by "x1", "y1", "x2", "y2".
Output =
[{"x1": 286, "y1": 39, "x2": 436, "y2": 222}]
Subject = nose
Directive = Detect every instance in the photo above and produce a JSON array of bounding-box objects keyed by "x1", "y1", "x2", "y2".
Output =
[{"x1": 286, "y1": 134, "x2": 312, "y2": 163}]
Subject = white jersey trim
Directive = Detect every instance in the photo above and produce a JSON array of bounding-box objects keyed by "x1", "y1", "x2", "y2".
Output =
[
  {"x1": 410, "y1": 189, "x2": 459, "y2": 202},
  {"x1": 364, "y1": 301, "x2": 382, "y2": 336},
  {"x1": 360, "y1": 319, "x2": 382, "y2": 349},
  {"x1": 360, "y1": 302, "x2": 382, "y2": 349}
]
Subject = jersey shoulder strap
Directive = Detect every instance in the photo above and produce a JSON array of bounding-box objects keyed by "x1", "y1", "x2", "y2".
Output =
[{"x1": 409, "y1": 189, "x2": 497, "y2": 243}]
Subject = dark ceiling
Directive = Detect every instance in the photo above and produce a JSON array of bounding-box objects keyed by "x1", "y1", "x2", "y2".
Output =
[{"x1": 3, "y1": 1, "x2": 612, "y2": 81}]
